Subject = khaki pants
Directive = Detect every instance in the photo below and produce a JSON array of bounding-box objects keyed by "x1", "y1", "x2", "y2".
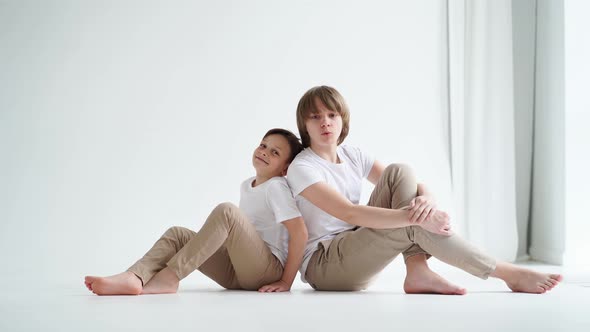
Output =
[
  {"x1": 127, "y1": 202, "x2": 283, "y2": 290},
  {"x1": 305, "y1": 164, "x2": 496, "y2": 291}
]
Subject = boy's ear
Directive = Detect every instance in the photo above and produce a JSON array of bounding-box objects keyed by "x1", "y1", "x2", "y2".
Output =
[{"x1": 281, "y1": 164, "x2": 289, "y2": 176}]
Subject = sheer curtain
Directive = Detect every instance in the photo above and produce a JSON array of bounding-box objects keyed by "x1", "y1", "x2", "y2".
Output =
[
  {"x1": 528, "y1": 0, "x2": 565, "y2": 264},
  {"x1": 447, "y1": 0, "x2": 520, "y2": 262},
  {"x1": 447, "y1": 0, "x2": 565, "y2": 264}
]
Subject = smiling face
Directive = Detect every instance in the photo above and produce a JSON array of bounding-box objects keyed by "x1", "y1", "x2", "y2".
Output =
[
  {"x1": 252, "y1": 134, "x2": 292, "y2": 178},
  {"x1": 305, "y1": 98, "x2": 343, "y2": 150}
]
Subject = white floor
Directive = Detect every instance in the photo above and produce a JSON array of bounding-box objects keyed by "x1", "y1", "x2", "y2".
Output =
[{"x1": 2, "y1": 260, "x2": 589, "y2": 332}]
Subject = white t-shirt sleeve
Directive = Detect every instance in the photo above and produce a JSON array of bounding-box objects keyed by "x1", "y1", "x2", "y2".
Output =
[
  {"x1": 359, "y1": 148, "x2": 375, "y2": 179},
  {"x1": 266, "y1": 180, "x2": 302, "y2": 224},
  {"x1": 343, "y1": 145, "x2": 375, "y2": 179},
  {"x1": 286, "y1": 162, "x2": 324, "y2": 196}
]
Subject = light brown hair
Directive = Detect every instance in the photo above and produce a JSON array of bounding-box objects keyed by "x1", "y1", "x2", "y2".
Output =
[{"x1": 296, "y1": 86, "x2": 350, "y2": 148}]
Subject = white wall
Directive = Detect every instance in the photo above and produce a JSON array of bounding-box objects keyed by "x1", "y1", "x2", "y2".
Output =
[
  {"x1": 564, "y1": 0, "x2": 590, "y2": 269},
  {"x1": 0, "y1": 1, "x2": 450, "y2": 284}
]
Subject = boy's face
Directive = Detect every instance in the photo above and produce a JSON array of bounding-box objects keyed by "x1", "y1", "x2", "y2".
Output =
[
  {"x1": 305, "y1": 98, "x2": 343, "y2": 149},
  {"x1": 252, "y1": 134, "x2": 291, "y2": 177}
]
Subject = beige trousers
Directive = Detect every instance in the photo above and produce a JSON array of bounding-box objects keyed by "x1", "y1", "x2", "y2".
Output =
[
  {"x1": 127, "y1": 202, "x2": 283, "y2": 290},
  {"x1": 305, "y1": 164, "x2": 497, "y2": 291}
]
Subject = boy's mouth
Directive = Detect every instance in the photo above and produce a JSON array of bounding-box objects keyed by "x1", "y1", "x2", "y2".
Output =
[{"x1": 255, "y1": 156, "x2": 269, "y2": 165}]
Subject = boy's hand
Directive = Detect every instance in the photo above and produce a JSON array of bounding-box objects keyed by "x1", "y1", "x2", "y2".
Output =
[
  {"x1": 258, "y1": 280, "x2": 291, "y2": 293},
  {"x1": 419, "y1": 210, "x2": 453, "y2": 236},
  {"x1": 408, "y1": 195, "x2": 437, "y2": 224}
]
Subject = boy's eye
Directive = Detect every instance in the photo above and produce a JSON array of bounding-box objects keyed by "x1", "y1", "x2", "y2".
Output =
[
  {"x1": 329, "y1": 113, "x2": 337, "y2": 118},
  {"x1": 311, "y1": 114, "x2": 320, "y2": 119},
  {"x1": 272, "y1": 150, "x2": 279, "y2": 156},
  {"x1": 259, "y1": 143, "x2": 266, "y2": 148}
]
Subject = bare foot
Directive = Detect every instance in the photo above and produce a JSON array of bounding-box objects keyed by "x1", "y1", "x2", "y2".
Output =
[
  {"x1": 141, "y1": 267, "x2": 179, "y2": 294},
  {"x1": 491, "y1": 262, "x2": 563, "y2": 294},
  {"x1": 404, "y1": 255, "x2": 466, "y2": 295},
  {"x1": 404, "y1": 268, "x2": 467, "y2": 295},
  {"x1": 84, "y1": 272, "x2": 143, "y2": 296}
]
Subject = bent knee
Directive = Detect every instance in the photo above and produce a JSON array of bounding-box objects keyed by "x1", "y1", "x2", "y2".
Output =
[
  {"x1": 212, "y1": 202, "x2": 239, "y2": 215},
  {"x1": 384, "y1": 163, "x2": 417, "y2": 189},
  {"x1": 385, "y1": 163, "x2": 413, "y2": 175},
  {"x1": 165, "y1": 226, "x2": 189, "y2": 235},
  {"x1": 209, "y1": 202, "x2": 246, "y2": 226}
]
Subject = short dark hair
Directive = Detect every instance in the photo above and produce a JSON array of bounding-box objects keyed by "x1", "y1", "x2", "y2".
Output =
[{"x1": 263, "y1": 128, "x2": 304, "y2": 163}]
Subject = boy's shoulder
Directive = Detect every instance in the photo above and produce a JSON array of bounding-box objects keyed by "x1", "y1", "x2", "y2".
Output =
[
  {"x1": 241, "y1": 176, "x2": 288, "y2": 189},
  {"x1": 240, "y1": 176, "x2": 256, "y2": 189},
  {"x1": 292, "y1": 147, "x2": 314, "y2": 162},
  {"x1": 338, "y1": 144, "x2": 361, "y2": 155},
  {"x1": 263, "y1": 177, "x2": 293, "y2": 198},
  {"x1": 266, "y1": 176, "x2": 289, "y2": 187}
]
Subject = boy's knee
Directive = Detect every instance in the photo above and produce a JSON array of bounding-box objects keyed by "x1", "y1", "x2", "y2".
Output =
[
  {"x1": 165, "y1": 226, "x2": 187, "y2": 235},
  {"x1": 212, "y1": 202, "x2": 239, "y2": 215},
  {"x1": 385, "y1": 163, "x2": 413, "y2": 175},
  {"x1": 384, "y1": 163, "x2": 417, "y2": 186},
  {"x1": 211, "y1": 202, "x2": 243, "y2": 225}
]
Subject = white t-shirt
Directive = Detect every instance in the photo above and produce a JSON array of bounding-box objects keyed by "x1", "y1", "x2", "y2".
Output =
[
  {"x1": 286, "y1": 145, "x2": 375, "y2": 282},
  {"x1": 239, "y1": 176, "x2": 301, "y2": 266}
]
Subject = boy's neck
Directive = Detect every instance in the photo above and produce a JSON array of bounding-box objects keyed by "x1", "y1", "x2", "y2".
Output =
[
  {"x1": 252, "y1": 174, "x2": 272, "y2": 187},
  {"x1": 310, "y1": 144, "x2": 339, "y2": 163}
]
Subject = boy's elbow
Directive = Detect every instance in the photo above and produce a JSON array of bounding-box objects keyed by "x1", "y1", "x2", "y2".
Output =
[
  {"x1": 297, "y1": 219, "x2": 309, "y2": 241},
  {"x1": 301, "y1": 225, "x2": 308, "y2": 242},
  {"x1": 340, "y1": 205, "x2": 357, "y2": 225},
  {"x1": 284, "y1": 216, "x2": 308, "y2": 241}
]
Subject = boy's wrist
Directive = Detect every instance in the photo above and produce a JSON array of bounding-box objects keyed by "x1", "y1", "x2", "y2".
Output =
[{"x1": 280, "y1": 279, "x2": 293, "y2": 288}]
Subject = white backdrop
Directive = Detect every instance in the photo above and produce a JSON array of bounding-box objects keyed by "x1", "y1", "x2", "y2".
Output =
[
  {"x1": 565, "y1": 0, "x2": 590, "y2": 268},
  {"x1": 0, "y1": 1, "x2": 453, "y2": 285}
]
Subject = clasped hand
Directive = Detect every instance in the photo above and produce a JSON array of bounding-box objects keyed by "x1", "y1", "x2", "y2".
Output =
[{"x1": 408, "y1": 195, "x2": 453, "y2": 236}]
